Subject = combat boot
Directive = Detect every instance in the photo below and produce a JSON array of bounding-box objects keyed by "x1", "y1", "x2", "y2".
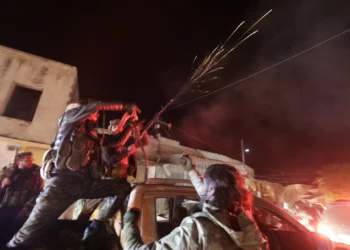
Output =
[{"x1": 81, "y1": 220, "x2": 109, "y2": 250}]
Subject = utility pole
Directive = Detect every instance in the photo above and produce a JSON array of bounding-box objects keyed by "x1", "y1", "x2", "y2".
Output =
[{"x1": 241, "y1": 139, "x2": 245, "y2": 164}]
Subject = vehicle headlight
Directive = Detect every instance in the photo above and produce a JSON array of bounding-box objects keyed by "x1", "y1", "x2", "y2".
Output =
[
  {"x1": 338, "y1": 234, "x2": 350, "y2": 245},
  {"x1": 318, "y1": 224, "x2": 350, "y2": 245},
  {"x1": 318, "y1": 224, "x2": 336, "y2": 242}
]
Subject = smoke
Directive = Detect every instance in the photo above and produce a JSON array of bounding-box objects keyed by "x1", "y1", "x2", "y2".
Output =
[{"x1": 177, "y1": 0, "x2": 350, "y2": 172}]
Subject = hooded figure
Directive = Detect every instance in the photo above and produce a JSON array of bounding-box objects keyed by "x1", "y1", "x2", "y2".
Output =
[{"x1": 122, "y1": 155, "x2": 266, "y2": 250}]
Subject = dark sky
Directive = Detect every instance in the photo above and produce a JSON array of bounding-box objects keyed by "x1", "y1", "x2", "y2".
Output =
[{"x1": 1, "y1": 0, "x2": 350, "y2": 183}]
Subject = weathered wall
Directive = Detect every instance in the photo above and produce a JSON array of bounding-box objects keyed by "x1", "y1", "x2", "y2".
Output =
[
  {"x1": 0, "y1": 45, "x2": 79, "y2": 144},
  {"x1": 0, "y1": 136, "x2": 50, "y2": 168}
]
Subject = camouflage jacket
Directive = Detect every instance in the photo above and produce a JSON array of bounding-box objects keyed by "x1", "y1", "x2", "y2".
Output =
[
  {"x1": 0, "y1": 164, "x2": 43, "y2": 209},
  {"x1": 123, "y1": 170, "x2": 266, "y2": 250},
  {"x1": 123, "y1": 203, "x2": 265, "y2": 250}
]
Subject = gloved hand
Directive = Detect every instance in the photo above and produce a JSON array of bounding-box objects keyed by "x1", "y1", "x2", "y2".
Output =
[
  {"x1": 180, "y1": 153, "x2": 195, "y2": 172},
  {"x1": 127, "y1": 145, "x2": 136, "y2": 155},
  {"x1": 123, "y1": 208, "x2": 141, "y2": 225}
]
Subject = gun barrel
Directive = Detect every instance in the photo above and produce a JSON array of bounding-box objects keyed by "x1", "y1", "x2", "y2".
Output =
[{"x1": 142, "y1": 99, "x2": 174, "y2": 135}]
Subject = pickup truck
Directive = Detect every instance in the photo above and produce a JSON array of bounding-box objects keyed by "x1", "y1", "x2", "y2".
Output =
[
  {"x1": 116, "y1": 178, "x2": 333, "y2": 250},
  {"x1": 30, "y1": 178, "x2": 335, "y2": 250}
]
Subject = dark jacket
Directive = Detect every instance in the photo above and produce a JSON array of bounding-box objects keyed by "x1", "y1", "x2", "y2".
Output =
[
  {"x1": 53, "y1": 101, "x2": 125, "y2": 149},
  {"x1": 0, "y1": 164, "x2": 43, "y2": 209}
]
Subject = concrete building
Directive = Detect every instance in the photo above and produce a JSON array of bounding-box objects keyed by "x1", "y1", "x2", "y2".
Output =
[{"x1": 0, "y1": 45, "x2": 78, "y2": 168}]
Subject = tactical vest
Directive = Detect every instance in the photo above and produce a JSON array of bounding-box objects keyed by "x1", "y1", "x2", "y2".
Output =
[
  {"x1": 55, "y1": 122, "x2": 99, "y2": 171},
  {"x1": 0, "y1": 170, "x2": 39, "y2": 208},
  {"x1": 0, "y1": 187, "x2": 30, "y2": 208}
]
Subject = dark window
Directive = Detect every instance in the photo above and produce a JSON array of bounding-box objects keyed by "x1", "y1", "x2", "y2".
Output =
[
  {"x1": 253, "y1": 207, "x2": 297, "y2": 232},
  {"x1": 3, "y1": 85, "x2": 42, "y2": 122},
  {"x1": 155, "y1": 197, "x2": 200, "y2": 239}
]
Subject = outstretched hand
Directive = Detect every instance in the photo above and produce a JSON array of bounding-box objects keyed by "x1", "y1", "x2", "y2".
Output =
[
  {"x1": 123, "y1": 208, "x2": 141, "y2": 225},
  {"x1": 180, "y1": 153, "x2": 195, "y2": 172}
]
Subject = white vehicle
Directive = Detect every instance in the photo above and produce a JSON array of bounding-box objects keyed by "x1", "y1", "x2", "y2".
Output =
[{"x1": 119, "y1": 178, "x2": 334, "y2": 250}]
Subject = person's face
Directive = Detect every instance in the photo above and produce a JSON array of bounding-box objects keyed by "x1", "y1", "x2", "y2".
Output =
[
  {"x1": 109, "y1": 120, "x2": 120, "y2": 134},
  {"x1": 110, "y1": 123, "x2": 119, "y2": 133},
  {"x1": 203, "y1": 178, "x2": 215, "y2": 201},
  {"x1": 19, "y1": 155, "x2": 34, "y2": 169},
  {"x1": 197, "y1": 177, "x2": 215, "y2": 206}
]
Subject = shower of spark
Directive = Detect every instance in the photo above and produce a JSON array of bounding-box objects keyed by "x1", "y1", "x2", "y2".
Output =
[
  {"x1": 189, "y1": 9, "x2": 272, "y2": 88},
  {"x1": 153, "y1": 10, "x2": 272, "y2": 118}
]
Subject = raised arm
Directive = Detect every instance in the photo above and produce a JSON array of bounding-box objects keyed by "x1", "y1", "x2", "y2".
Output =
[
  {"x1": 64, "y1": 101, "x2": 139, "y2": 124},
  {"x1": 180, "y1": 154, "x2": 207, "y2": 199}
]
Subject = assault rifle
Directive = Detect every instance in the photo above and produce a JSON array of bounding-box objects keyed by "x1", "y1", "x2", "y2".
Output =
[{"x1": 140, "y1": 99, "x2": 174, "y2": 137}]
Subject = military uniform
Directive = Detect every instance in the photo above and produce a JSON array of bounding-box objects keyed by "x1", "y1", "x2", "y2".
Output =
[
  {"x1": 73, "y1": 121, "x2": 149, "y2": 221},
  {"x1": 7, "y1": 101, "x2": 133, "y2": 248},
  {"x1": 0, "y1": 164, "x2": 43, "y2": 247},
  {"x1": 122, "y1": 170, "x2": 266, "y2": 250}
]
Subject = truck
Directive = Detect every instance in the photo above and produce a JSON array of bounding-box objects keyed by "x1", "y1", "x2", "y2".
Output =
[
  {"x1": 114, "y1": 178, "x2": 334, "y2": 250},
  {"x1": 20, "y1": 177, "x2": 338, "y2": 250}
]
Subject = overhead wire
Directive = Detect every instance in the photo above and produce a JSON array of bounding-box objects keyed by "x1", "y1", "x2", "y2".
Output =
[
  {"x1": 257, "y1": 168, "x2": 320, "y2": 176},
  {"x1": 168, "y1": 28, "x2": 350, "y2": 110},
  {"x1": 171, "y1": 125, "x2": 234, "y2": 157},
  {"x1": 170, "y1": 125, "x2": 318, "y2": 183}
]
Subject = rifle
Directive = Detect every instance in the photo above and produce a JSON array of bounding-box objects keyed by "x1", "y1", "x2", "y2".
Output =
[
  {"x1": 140, "y1": 99, "x2": 174, "y2": 137},
  {"x1": 133, "y1": 99, "x2": 174, "y2": 183}
]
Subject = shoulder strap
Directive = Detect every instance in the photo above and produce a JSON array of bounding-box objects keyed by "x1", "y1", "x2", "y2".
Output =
[
  {"x1": 51, "y1": 113, "x2": 66, "y2": 148},
  {"x1": 191, "y1": 212, "x2": 223, "y2": 231},
  {"x1": 192, "y1": 212, "x2": 211, "y2": 220},
  {"x1": 191, "y1": 212, "x2": 242, "y2": 249}
]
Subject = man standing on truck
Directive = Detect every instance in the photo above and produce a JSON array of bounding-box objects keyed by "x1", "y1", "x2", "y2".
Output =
[
  {"x1": 73, "y1": 114, "x2": 150, "y2": 221},
  {"x1": 6, "y1": 100, "x2": 139, "y2": 249},
  {"x1": 101, "y1": 116, "x2": 149, "y2": 181},
  {"x1": 123, "y1": 154, "x2": 265, "y2": 250}
]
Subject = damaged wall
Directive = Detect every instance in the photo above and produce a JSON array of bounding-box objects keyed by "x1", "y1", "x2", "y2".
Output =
[{"x1": 0, "y1": 45, "x2": 79, "y2": 145}]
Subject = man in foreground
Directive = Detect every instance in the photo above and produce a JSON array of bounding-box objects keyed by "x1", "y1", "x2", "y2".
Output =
[
  {"x1": 122, "y1": 154, "x2": 266, "y2": 250},
  {"x1": 7, "y1": 101, "x2": 139, "y2": 249}
]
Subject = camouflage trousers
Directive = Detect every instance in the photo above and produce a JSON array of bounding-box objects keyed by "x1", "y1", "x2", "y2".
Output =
[
  {"x1": 7, "y1": 171, "x2": 131, "y2": 248},
  {"x1": 72, "y1": 166, "x2": 131, "y2": 221}
]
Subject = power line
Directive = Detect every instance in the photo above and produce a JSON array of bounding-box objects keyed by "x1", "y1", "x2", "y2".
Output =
[
  {"x1": 257, "y1": 171, "x2": 319, "y2": 177},
  {"x1": 255, "y1": 175, "x2": 314, "y2": 183},
  {"x1": 171, "y1": 126, "x2": 318, "y2": 184},
  {"x1": 255, "y1": 178, "x2": 312, "y2": 183},
  {"x1": 255, "y1": 175, "x2": 313, "y2": 181},
  {"x1": 168, "y1": 28, "x2": 350, "y2": 110}
]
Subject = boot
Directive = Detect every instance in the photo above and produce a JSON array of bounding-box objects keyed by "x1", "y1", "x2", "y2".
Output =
[{"x1": 81, "y1": 220, "x2": 109, "y2": 250}]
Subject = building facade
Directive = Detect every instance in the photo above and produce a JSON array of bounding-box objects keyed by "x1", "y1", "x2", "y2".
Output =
[{"x1": 0, "y1": 45, "x2": 78, "y2": 168}]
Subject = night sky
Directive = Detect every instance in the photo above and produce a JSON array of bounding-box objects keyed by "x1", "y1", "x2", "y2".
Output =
[{"x1": 1, "y1": 0, "x2": 350, "y2": 184}]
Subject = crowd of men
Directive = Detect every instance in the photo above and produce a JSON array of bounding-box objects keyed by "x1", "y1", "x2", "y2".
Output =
[{"x1": 0, "y1": 100, "x2": 266, "y2": 250}]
